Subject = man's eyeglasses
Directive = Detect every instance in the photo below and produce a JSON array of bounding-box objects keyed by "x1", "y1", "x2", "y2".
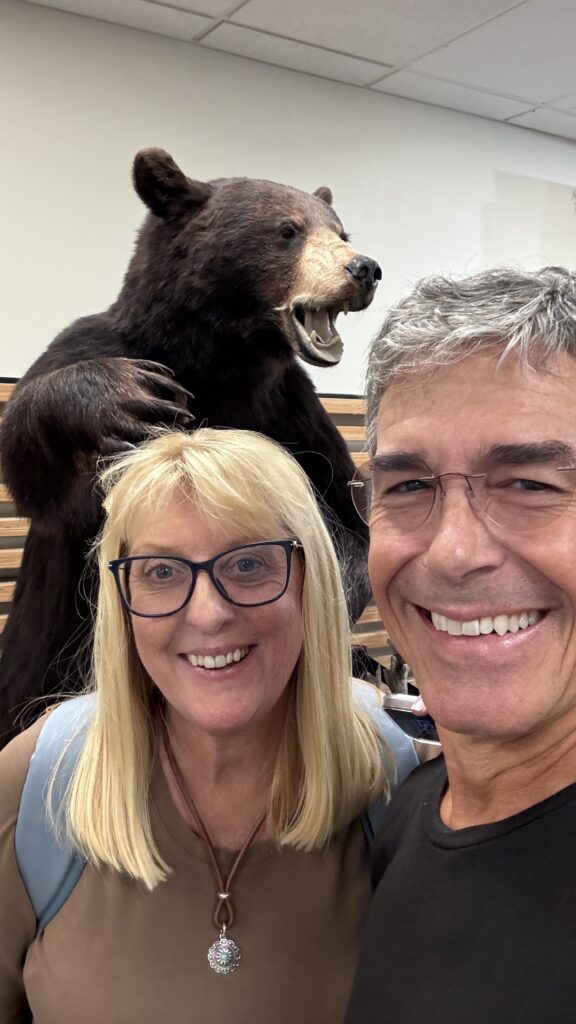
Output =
[
  {"x1": 348, "y1": 461, "x2": 576, "y2": 533},
  {"x1": 109, "y1": 539, "x2": 302, "y2": 618}
]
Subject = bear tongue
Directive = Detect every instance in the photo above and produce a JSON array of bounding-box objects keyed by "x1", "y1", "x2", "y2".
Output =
[{"x1": 303, "y1": 307, "x2": 334, "y2": 345}]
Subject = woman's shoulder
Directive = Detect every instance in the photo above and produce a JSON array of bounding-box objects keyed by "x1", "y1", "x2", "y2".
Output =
[{"x1": 0, "y1": 717, "x2": 46, "y2": 827}]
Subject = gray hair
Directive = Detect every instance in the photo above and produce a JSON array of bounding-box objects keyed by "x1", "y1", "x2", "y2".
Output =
[{"x1": 366, "y1": 266, "x2": 576, "y2": 452}]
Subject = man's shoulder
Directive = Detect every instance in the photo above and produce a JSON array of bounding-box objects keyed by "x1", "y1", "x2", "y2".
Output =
[{"x1": 371, "y1": 756, "x2": 445, "y2": 872}]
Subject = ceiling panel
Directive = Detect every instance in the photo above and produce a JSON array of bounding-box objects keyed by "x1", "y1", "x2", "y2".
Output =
[
  {"x1": 22, "y1": 0, "x2": 213, "y2": 39},
  {"x1": 550, "y1": 91, "x2": 576, "y2": 115},
  {"x1": 229, "y1": 0, "x2": 525, "y2": 66},
  {"x1": 508, "y1": 106, "x2": 576, "y2": 140},
  {"x1": 155, "y1": 0, "x2": 245, "y2": 14},
  {"x1": 372, "y1": 70, "x2": 533, "y2": 120},
  {"x1": 201, "y1": 23, "x2": 392, "y2": 86},
  {"x1": 412, "y1": 0, "x2": 576, "y2": 103}
]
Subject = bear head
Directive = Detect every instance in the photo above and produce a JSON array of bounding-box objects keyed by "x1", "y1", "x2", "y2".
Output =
[{"x1": 125, "y1": 148, "x2": 381, "y2": 368}]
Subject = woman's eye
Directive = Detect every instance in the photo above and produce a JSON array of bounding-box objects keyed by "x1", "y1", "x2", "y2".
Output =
[
  {"x1": 235, "y1": 557, "x2": 262, "y2": 574},
  {"x1": 153, "y1": 564, "x2": 174, "y2": 579}
]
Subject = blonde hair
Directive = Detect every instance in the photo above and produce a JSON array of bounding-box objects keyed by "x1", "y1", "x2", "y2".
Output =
[{"x1": 63, "y1": 428, "x2": 388, "y2": 888}]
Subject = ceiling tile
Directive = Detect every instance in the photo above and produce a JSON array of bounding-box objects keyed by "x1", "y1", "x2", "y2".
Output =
[
  {"x1": 412, "y1": 0, "x2": 576, "y2": 103},
  {"x1": 372, "y1": 70, "x2": 533, "y2": 120},
  {"x1": 549, "y1": 91, "x2": 576, "y2": 115},
  {"x1": 229, "y1": 0, "x2": 523, "y2": 66},
  {"x1": 157, "y1": 0, "x2": 242, "y2": 14},
  {"x1": 507, "y1": 107, "x2": 576, "y2": 140},
  {"x1": 22, "y1": 0, "x2": 213, "y2": 40},
  {"x1": 200, "y1": 23, "x2": 391, "y2": 85}
]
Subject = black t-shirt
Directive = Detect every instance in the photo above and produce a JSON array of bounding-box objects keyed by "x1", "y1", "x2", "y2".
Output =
[{"x1": 345, "y1": 757, "x2": 576, "y2": 1024}]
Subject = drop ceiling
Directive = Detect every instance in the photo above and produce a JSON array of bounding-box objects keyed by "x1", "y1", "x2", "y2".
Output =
[{"x1": 19, "y1": 0, "x2": 576, "y2": 141}]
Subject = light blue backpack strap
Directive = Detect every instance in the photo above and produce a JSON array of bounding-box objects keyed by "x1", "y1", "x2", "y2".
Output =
[
  {"x1": 353, "y1": 680, "x2": 419, "y2": 843},
  {"x1": 15, "y1": 694, "x2": 95, "y2": 931}
]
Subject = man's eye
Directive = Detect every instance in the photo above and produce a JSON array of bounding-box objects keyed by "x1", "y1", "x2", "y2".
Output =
[
  {"x1": 498, "y1": 477, "x2": 561, "y2": 493},
  {"x1": 387, "y1": 479, "x2": 434, "y2": 495}
]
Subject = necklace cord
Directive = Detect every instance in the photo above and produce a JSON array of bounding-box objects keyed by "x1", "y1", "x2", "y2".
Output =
[{"x1": 163, "y1": 729, "x2": 267, "y2": 932}]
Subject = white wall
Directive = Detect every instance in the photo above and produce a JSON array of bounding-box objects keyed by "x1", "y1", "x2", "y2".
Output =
[{"x1": 1, "y1": 0, "x2": 575, "y2": 392}]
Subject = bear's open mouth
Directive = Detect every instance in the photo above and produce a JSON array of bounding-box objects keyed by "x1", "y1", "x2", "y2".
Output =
[{"x1": 290, "y1": 304, "x2": 345, "y2": 367}]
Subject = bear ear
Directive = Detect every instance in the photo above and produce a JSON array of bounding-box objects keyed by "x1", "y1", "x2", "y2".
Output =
[
  {"x1": 132, "y1": 148, "x2": 213, "y2": 220},
  {"x1": 313, "y1": 186, "x2": 333, "y2": 206}
]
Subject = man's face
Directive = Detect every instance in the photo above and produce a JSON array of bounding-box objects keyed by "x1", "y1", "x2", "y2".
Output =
[{"x1": 369, "y1": 350, "x2": 576, "y2": 741}]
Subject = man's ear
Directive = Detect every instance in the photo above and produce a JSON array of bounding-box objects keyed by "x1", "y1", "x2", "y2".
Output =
[
  {"x1": 132, "y1": 148, "x2": 213, "y2": 220},
  {"x1": 313, "y1": 186, "x2": 333, "y2": 206}
]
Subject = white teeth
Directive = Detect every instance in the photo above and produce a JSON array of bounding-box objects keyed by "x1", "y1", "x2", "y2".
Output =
[
  {"x1": 462, "y1": 620, "x2": 480, "y2": 636},
  {"x1": 493, "y1": 614, "x2": 509, "y2": 637},
  {"x1": 186, "y1": 647, "x2": 249, "y2": 670},
  {"x1": 430, "y1": 610, "x2": 542, "y2": 637}
]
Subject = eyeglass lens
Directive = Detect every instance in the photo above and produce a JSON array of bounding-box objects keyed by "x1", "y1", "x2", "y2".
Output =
[
  {"x1": 349, "y1": 462, "x2": 576, "y2": 533},
  {"x1": 118, "y1": 543, "x2": 292, "y2": 615}
]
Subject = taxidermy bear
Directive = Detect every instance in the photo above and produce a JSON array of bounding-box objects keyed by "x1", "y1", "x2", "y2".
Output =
[{"x1": 0, "y1": 148, "x2": 381, "y2": 745}]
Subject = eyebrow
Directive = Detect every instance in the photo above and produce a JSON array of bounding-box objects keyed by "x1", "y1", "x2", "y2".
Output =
[
  {"x1": 371, "y1": 451, "x2": 432, "y2": 473},
  {"x1": 371, "y1": 441, "x2": 576, "y2": 475},
  {"x1": 484, "y1": 441, "x2": 576, "y2": 465}
]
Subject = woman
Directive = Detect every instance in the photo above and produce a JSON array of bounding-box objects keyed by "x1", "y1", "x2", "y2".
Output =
[{"x1": 0, "y1": 428, "x2": 416, "y2": 1023}]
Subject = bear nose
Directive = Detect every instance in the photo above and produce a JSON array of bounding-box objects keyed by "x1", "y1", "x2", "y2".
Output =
[{"x1": 345, "y1": 256, "x2": 382, "y2": 291}]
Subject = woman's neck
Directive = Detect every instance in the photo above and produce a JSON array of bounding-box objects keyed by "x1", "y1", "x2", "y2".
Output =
[{"x1": 162, "y1": 707, "x2": 284, "y2": 849}]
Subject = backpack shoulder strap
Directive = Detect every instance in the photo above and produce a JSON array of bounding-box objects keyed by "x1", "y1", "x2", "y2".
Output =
[
  {"x1": 15, "y1": 694, "x2": 94, "y2": 931},
  {"x1": 352, "y1": 679, "x2": 419, "y2": 843}
]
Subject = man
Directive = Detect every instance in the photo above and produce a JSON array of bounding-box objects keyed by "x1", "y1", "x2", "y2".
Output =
[{"x1": 346, "y1": 266, "x2": 576, "y2": 1024}]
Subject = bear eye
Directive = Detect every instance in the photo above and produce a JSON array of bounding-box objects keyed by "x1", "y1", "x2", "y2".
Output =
[
  {"x1": 279, "y1": 222, "x2": 300, "y2": 241},
  {"x1": 340, "y1": 231, "x2": 350, "y2": 243}
]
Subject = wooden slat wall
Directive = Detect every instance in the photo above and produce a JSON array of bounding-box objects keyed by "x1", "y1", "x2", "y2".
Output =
[{"x1": 0, "y1": 383, "x2": 390, "y2": 664}]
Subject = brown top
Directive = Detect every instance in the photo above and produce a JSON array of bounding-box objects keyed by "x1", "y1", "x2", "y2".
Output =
[{"x1": 0, "y1": 722, "x2": 371, "y2": 1024}]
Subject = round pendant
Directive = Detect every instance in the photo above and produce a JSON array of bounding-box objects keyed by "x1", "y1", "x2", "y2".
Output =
[{"x1": 208, "y1": 935, "x2": 241, "y2": 975}]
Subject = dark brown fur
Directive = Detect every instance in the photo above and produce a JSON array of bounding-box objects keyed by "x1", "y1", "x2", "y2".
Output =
[{"x1": 0, "y1": 149, "x2": 380, "y2": 746}]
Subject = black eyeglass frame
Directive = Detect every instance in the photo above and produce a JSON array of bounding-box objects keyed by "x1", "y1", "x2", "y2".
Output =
[{"x1": 108, "y1": 539, "x2": 302, "y2": 618}]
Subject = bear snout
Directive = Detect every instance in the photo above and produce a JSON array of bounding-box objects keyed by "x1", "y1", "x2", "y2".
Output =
[{"x1": 345, "y1": 256, "x2": 382, "y2": 292}]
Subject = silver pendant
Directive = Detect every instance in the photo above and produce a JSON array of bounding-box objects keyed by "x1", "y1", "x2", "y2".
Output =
[{"x1": 208, "y1": 929, "x2": 241, "y2": 975}]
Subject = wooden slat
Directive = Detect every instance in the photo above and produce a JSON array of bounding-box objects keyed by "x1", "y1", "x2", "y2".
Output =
[
  {"x1": 0, "y1": 614, "x2": 6, "y2": 635},
  {"x1": 338, "y1": 425, "x2": 366, "y2": 442},
  {"x1": 357, "y1": 603, "x2": 382, "y2": 625},
  {"x1": 0, "y1": 485, "x2": 12, "y2": 502},
  {"x1": 0, "y1": 549, "x2": 23, "y2": 570},
  {"x1": 350, "y1": 450, "x2": 368, "y2": 468},
  {"x1": 0, "y1": 581, "x2": 15, "y2": 603},
  {"x1": 0, "y1": 382, "x2": 15, "y2": 403},
  {"x1": 320, "y1": 397, "x2": 365, "y2": 416},
  {"x1": 0, "y1": 517, "x2": 29, "y2": 538},
  {"x1": 352, "y1": 628, "x2": 390, "y2": 650}
]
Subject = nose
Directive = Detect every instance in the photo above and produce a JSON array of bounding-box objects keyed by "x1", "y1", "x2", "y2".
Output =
[
  {"x1": 346, "y1": 256, "x2": 382, "y2": 291},
  {"x1": 182, "y1": 570, "x2": 236, "y2": 631},
  {"x1": 423, "y1": 480, "x2": 505, "y2": 582}
]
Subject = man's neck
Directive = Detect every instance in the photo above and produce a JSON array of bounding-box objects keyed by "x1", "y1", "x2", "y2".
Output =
[{"x1": 438, "y1": 708, "x2": 576, "y2": 830}]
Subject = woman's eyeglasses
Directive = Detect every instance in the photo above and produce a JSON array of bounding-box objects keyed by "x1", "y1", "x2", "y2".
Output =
[{"x1": 109, "y1": 539, "x2": 302, "y2": 618}]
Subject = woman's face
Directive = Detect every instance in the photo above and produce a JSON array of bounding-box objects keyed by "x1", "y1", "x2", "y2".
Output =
[{"x1": 126, "y1": 495, "x2": 304, "y2": 740}]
